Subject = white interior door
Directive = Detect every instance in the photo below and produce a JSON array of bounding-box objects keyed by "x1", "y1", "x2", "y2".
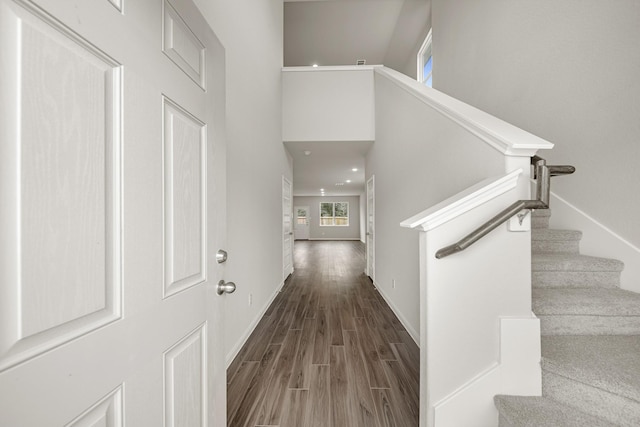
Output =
[
  {"x1": 0, "y1": 0, "x2": 227, "y2": 425},
  {"x1": 282, "y1": 177, "x2": 293, "y2": 280},
  {"x1": 293, "y1": 206, "x2": 310, "y2": 240},
  {"x1": 366, "y1": 176, "x2": 375, "y2": 280}
]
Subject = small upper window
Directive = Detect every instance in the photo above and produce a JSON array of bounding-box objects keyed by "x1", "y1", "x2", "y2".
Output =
[{"x1": 417, "y1": 28, "x2": 432, "y2": 87}]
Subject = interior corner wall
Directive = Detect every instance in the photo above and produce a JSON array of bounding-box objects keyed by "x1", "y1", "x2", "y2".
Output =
[
  {"x1": 431, "y1": 0, "x2": 640, "y2": 248},
  {"x1": 367, "y1": 73, "x2": 504, "y2": 339},
  {"x1": 193, "y1": 0, "x2": 292, "y2": 364},
  {"x1": 383, "y1": 0, "x2": 432, "y2": 80},
  {"x1": 293, "y1": 196, "x2": 361, "y2": 240}
]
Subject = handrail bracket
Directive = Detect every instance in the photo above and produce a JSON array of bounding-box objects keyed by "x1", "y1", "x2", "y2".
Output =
[{"x1": 435, "y1": 156, "x2": 575, "y2": 259}]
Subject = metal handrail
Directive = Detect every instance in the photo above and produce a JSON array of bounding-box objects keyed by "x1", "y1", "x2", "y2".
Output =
[{"x1": 435, "y1": 156, "x2": 575, "y2": 259}]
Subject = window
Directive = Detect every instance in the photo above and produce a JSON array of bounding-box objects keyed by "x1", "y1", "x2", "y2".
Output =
[
  {"x1": 320, "y1": 202, "x2": 349, "y2": 226},
  {"x1": 417, "y1": 28, "x2": 432, "y2": 87},
  {"x1": 296, "y1": 208, "x2": 308, "y2": 225}
]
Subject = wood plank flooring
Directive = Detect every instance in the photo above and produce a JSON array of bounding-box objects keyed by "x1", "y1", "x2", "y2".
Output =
[{"x1": 227, "y1": 241, "x2": 420, "y2": 427}]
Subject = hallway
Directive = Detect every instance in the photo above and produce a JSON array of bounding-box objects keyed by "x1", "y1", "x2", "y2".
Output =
[{"x1": 226, "y1": 241, "x2": 420, "y2": 427}]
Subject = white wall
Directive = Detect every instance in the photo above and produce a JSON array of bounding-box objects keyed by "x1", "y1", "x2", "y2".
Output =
[
  {"x1": 293, "y1": 196, "x2": 361, "y2": 240},
  {"x1": 432, "y1": 0, "x2": 640, "y2": 249},
  {"x1": 367, "y1": 73, "x2": 505, "y2": 339},
  {"x1": 193, "y1": 0, "x2": 292, "y2": 365},
  {"x1": 282, "y1": 67, "x2": 375, "y2": 142}
]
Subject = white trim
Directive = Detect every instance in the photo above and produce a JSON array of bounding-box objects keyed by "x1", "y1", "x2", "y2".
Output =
[
  {"x1": 548, "y1": 191, "x2": 640, "y2": 293},
  {"x1": 282, "y1": 65, "x2": 382, "y2": 72},
  {"x1": 417, "y1": 28, "x2": 432, "y2": 84},
  {"x1": 400, "y1": 169, "x2": 523, "y2": 230},
  {"x1": 375, "y1": 67, "x2": 554, "y2": 156},
  {"x1": 431, "y1": 317, "x2": 541, "y2": 427},
  {"x1": 319, "y1": 201, "x2": 350, "y2": 227},
  {"x1": 225, "y1": 280, "x2": 285, "y2": 367}
]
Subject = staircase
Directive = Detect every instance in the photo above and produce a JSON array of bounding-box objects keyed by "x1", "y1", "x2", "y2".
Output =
[{"x1": 495, "y1": 209, "x2": 640, "y2": 426}]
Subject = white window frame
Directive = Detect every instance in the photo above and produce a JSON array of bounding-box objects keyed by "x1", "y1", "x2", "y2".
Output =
[
  {"x1": 296, "y1": 207, "x2": 309, "y2": 225},
  {"x1": 319, "y1": 202, "x2": 349, "y2": 227},
  {"x1": 417, "y1": 28, "x2": 433, "y2": 87}
]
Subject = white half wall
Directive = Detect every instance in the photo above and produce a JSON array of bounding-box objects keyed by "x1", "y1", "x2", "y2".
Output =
[
  {"x1": 193, "y1": 0, "x2": 293, "y2": 366},
  {"x1": 432, "y1": 0, "x2": 640, "y2": 250},
  {"x1": 414, "y1": 181, "x2": 539, "y2": 427},
  {"x1": 283, "y1": 66, "x2": 376, "y2": 142}
]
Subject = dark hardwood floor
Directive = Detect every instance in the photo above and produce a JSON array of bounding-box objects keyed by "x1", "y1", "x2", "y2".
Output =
[{"x1": 227, "y1": 241, "x2": 420, "y2": 427}]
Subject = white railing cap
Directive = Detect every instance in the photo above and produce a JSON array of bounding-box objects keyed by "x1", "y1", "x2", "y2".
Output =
[
  {"x1": 375, "y1": 67, "x2": 554, "y2": 157},
  {"x1": 400, "y1": 169, "x2": 523, "y2": 231}
]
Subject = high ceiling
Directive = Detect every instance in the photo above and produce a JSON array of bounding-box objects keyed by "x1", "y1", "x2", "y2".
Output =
[
  {"x1": 283, "y1": 0, "x2": 430, "y2": 196},
  {"x1": 284, "y1": 0, "x2": 430, "y2": 70}
]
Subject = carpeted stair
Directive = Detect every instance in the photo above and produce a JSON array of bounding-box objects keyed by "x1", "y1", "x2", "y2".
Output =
[{"x1": 495, "y1": 209, "x2": 640, "y2": 426}]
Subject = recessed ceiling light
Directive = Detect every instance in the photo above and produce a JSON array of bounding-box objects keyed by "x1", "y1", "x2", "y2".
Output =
[
  {"x1": 346, "y1": 180, "x2": 351, "y2": 183},
  {"x1": 304, "y1": 150, "x2": 311, "y2": 156},
  {"x1": 320, "y1": 188, "x2": 324, "y2": 191},
  {"x1": 352, "y1": 168, "x2": 358, "y2": 172},
  {"x1": 312, "y1": 64, "x2": 318, "y2": 68}
]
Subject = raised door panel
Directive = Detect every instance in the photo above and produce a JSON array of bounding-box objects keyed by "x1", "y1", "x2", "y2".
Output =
[
  {"x1": 106, "y1": 0, "x2": 122, "y2": 13},
  {"x1": 163, "y1": 97, "x2": 207, "y2": 298},
  {"x1": 0, "y1": 0, "x2": 122, "y2": 372},
  {"x1": 66, "y1": 386, "x2": 123, "y2": 427},
  {"x1": 164, "y1": 325, "x2": 207, "y2": 427},
  {"x1": 162, "y1": 0, "x2": 205, "y2": 89}
]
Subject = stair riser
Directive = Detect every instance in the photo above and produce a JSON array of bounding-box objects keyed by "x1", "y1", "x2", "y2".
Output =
[
  {"x1": 532, "y1": 217, "x2": 550, "y2": 229},
  {"x1": 531, "y1": 210, "x2": 551, "y2": 229},
  {"x1": 533, "y1": 271, "x2": 620, "y2": 289},
  {"x1": 539, "y1": 315, "x2": 640, "y2": 335},
  {"x1": 543, "y1": 371, "x2": 640, "y2": 426},
  {"x1": 532, "y1": 240, "x2": 580, "y2": 254}
]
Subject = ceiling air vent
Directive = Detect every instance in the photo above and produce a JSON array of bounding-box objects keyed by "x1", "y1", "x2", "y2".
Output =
[{"x1": 356, "y1": 59, "x2": 366, "y2": 66}]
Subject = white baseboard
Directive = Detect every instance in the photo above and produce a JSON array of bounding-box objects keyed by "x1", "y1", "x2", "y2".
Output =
[
  {"x1": 432, "y1": 316, "x2": 541, "y2": 427},
  {"x1": 549, "y1": 192, "x2": 640, "y2": 293},
  {"x1": 225, "y1": 280, "x2": 285, "y2": 368},
  {"x1": 374, "y1": 281, "x2": 420, "y2": 346}
]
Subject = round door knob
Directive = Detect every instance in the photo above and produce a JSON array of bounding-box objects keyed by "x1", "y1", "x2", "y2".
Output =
[
  {"x1": 216, "y1": 249, "x2": 228, "y2": 264},
  {"x1": 217, "y1": 280, "x2": 236, "y2": 295}
]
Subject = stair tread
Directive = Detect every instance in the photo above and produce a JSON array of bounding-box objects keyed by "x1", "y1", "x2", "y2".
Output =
[
  {"x1": 532, "y1": 253, "x2": 624, "y2": 272},
  {"x1": 533, "y1": 288, "x2": 640, "y2": 316},
  {"x1": 542, "y1": 335, "x2": 640, "y2": 403},
  {"x1": 494, "y1": 395, "x2": 617, "y2": 427},
  {"x1": 532, "y1": 228, "x2": 582, "y2": 241}
]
